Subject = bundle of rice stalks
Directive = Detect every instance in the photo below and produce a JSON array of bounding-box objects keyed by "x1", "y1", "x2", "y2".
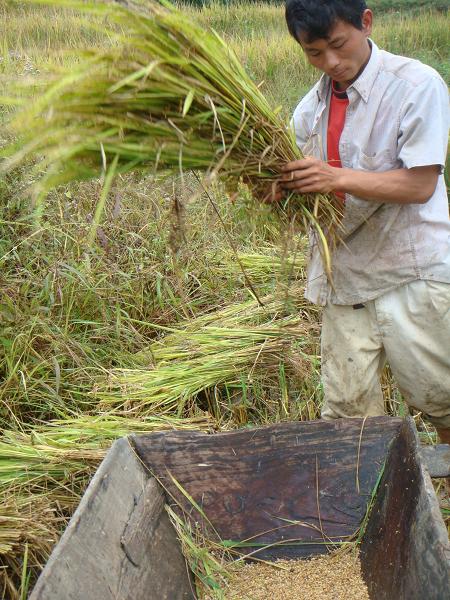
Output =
[
  {"x1": 98, "y1": 286, "x2": 319, "y2": 417},
  {"x1": 0, "y1": 412, "x2": 211, "y2": 507},
  {"x1": 37, "y1": 412, "x2": 212, "y2": 442},
  {"x1": 210, "y1": 245, "x2": 307, "y2": 285},
  {"x1": 1, "y1": 0, "x2": 340, "y2": 273},
  {"x1": 0, "y1": 428, "x2": 108, "y2": 501}
]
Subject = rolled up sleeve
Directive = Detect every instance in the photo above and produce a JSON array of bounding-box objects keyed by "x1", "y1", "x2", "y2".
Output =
[{"x1": 397, "y1": 75, "x2": 449, "y2": 170}]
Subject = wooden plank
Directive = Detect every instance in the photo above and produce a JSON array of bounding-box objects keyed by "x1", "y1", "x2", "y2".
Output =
[
  {"x1": 30, "y1": 438, "x2": 194, "y2": 600},
  {"x1": 120, "y1": 475, "x2": 165, "y2": 567},
  {"x1": 132, "y1": 417, "x2": 403, "y2": 560},
  {"x1": 420, "y1": 444, "x2": 450, "y2": 478},
  {"x1": 360, "y1": 419, "x2": 450, "y2": 600}
]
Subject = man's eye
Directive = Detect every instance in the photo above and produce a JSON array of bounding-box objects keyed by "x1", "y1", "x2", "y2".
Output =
[{"x1": 332, "y1": 42, "x2": 345, "y2": 49}]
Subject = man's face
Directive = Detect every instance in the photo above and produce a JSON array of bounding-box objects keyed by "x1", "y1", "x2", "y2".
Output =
[{"x1": 298, "y1": 10, "x2": 373, "y2": 89}]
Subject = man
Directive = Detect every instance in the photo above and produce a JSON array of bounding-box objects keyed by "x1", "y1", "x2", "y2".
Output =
[{"x1": 276, "y1": 0, "x2": 450, "y2": 442}]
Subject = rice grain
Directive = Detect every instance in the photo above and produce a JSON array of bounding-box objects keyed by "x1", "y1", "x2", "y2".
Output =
[{"x1": 221, "y1": 552, "x2": 370, "y2": 600}]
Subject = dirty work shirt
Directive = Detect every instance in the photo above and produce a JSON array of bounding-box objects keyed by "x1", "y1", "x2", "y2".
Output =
[{"x1": 291, "y1": 40, "x2": 450, "y2": 306}]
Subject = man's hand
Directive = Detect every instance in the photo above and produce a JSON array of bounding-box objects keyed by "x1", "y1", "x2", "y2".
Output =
[
  {"x1": 280, "y1": 157, "x2": 343, "y2": 194},
  {"x1": 256, "y1": 157, "x2": 343, "y2": 203}
]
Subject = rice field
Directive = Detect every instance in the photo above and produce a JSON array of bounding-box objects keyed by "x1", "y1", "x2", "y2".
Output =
[{"x1": 0, "y1": 1, "x2": 449, "y2": 597}]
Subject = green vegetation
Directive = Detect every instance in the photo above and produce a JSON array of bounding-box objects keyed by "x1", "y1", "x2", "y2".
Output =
[
  {"x1": 367, "y1": 0, "x2": 449, "y2": 13},
  {"x1": 0, "y1": 1, "x2": 448, "y2": 596},
  {"x1": 182, "y1": 0, "x2": 449, "y2": 13}
]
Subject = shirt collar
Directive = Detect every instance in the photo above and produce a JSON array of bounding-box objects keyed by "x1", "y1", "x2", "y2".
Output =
[{"x1": 317, "y1": 40, "x2": 382, "y2": 104}]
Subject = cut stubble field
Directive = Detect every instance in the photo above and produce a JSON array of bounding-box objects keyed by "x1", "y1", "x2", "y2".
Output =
[{"x1": 0, "y1": 1, "x2": 448, "y2": 597}]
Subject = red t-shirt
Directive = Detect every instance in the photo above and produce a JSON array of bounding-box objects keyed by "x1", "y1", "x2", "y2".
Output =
[{"x1": 327, "y1": 82, "x2": 349, "y2": 200}]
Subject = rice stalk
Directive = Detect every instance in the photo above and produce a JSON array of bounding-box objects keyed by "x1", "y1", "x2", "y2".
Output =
[
  {"x1": 0, "y1": 429, "x2": 99, "y2": 597},
  {"x1": 0, "y1": 412, "x2": 211, "y2": 499},
  {"x1": 208, "y1": 246, "x2": 307, "y2": 284},
  {"x1": 36, "y1": 412, "x2": 212, "y2": 442},
  {"x1": 1, "y1": 0, "x2": 341, "y2": 276},
  {"x1": 0, "y1": 430, "x2": 103, "y2": 492},
  {"x1": 100, "y1": 329, "x2": 308, "y2": 414},
  {"x1": 97, "y1": 286, "x2": 318, "y2": 414},
  {"x1": 134, "y1": 281, "x2": 317, "y2": 337}
]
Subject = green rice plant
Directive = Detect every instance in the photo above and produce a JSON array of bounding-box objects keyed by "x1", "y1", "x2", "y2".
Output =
[
  {"x1": 97, "y1": 285, "x2": 319, "y2": 419},
  {"x1": 1, "y1": 0, "x2": 341, "y2": 276},
  {"x1": 19, "y1": 543, "x2": 30, "y2": 600},
  {"x1": 0, "y1": 412, "x2": 210, "y2": 499},
  {"x1": 0, "y1": 431, "x2": 102, "y2": 491},
  {"x1": 207, "y1": 243, "x2": 308, "y2": 285}
]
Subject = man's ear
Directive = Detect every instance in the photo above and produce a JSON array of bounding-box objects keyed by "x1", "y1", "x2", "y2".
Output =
[{"x1": 361, "y1": 9, "x2": 373, "y2": 37}]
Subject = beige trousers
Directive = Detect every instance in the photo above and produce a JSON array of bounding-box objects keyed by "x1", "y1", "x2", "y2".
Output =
[{"x1": 321, "y1": 280, "x2": 450, "y2": 428}]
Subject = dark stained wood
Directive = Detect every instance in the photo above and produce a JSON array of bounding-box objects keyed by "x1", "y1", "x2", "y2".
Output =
[
  {"x1": 30, "y1": 438, "x2": 194, "y2": 600},
  {"x1": 360, "y1": 420, "x2": 450, "y2": 600},
  {"x1": 421, "y1": 444, "x2": 450, "y2": 478},
  {"x1": 131, "y1": 417, "x2": 403, "y2": 559}
]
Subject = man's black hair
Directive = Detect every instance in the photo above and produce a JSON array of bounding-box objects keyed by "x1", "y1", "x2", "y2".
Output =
[{"x1": 285, "y1": 0, "x2": 368, "y2": 43}]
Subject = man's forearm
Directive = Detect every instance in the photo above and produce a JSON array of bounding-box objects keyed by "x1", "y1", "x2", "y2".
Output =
[
  {"x1": 336, "y1": 166, "x2": 440, "y2": 204},
  {"x1": 279, "y1": 158, "x2": 440, "y2": 204}
]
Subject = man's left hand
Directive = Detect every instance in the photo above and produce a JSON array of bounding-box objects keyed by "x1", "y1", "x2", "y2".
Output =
[{"x1": 281, "y1": 157, "x2": 343, "y2": 194}]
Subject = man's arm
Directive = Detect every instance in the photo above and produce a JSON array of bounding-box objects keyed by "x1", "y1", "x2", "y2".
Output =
[{"x1": 279, "y1": 157, "x2": 441, "y2": 204}]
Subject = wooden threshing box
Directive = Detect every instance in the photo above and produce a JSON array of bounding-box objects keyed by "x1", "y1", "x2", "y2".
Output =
[{"x1": 30, "y1": 417, "x2": 450, "y2": 599}]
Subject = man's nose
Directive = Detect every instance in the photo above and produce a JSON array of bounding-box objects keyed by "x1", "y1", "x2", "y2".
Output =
[{"x1": 325, "y1": 51, "x2": 340, "y2": 71}]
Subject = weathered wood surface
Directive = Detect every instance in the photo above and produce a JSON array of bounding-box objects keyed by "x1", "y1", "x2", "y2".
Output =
[
  {"x1": 421, "y1": 444, "x2": 450, "y2": 478},
  {"x1": 132, "y1": 417, "x2": 403, "y2": 559},
  {"x1": 30, "y1": 438, "x2": 194, "y2": 600},
  {"x1": 361, "y1": 419, "x2": 450, "y2": 600}
]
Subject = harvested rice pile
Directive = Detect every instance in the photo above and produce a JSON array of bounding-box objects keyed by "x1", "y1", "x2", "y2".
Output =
[{"x1": 222, "y1": 553, "x2": 370, "y2": 600}]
